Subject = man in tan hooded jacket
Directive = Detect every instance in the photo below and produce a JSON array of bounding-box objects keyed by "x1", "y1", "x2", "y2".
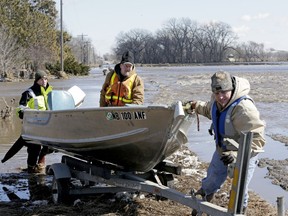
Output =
[
  {"x1": 100, "y1": 51, "x2": 144, "y2": 107},
  {"x1": 188, "y1": 71, "x2": 265, "y2": 215}
]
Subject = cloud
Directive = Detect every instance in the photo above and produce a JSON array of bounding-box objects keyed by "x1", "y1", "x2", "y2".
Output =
[
  {"x1": 241, "y1": 15, "x2": 252, "y2": 21},
  {"x1": 233, "y1": 25, "x2": 250, "y2": 37},
  {"x1": 241, "y1": 13, "x2": 270, "y2": 21}
]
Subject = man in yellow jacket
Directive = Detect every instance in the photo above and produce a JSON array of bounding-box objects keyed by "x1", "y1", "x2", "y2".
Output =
[
  {"x1": 100, "y1": 51, "x2": 144, "y2": 107},
  {"x1": 2, "y1": 71, "x2": 52, "y2": 174}
]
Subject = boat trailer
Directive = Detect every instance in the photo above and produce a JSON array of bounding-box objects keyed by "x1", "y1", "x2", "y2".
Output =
[{"x1": 47, "y1": 132, "x2": 253, "y2": 216}]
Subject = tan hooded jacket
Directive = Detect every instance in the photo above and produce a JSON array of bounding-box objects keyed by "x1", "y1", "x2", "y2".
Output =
[
  {"x1": 194, "y1": 76, "x2": 265, "y2": 153},
  {"x1": 100, "y1": 63, "x2": 144, "y2": 107}
]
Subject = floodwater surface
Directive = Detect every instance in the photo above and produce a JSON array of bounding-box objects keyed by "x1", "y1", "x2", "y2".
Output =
[{"x1": 0, "y1": 65, "x2": 287, "y2": 208}]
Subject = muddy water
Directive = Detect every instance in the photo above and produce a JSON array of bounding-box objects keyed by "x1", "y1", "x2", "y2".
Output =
[{"x1": 0, "y1": 65, "x2": 288, "y2": 208}]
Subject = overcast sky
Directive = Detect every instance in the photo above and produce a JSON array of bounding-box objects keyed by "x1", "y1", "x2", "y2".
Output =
[{"x1": 55, "y1": 0, "x2": 288, "y2": 55}]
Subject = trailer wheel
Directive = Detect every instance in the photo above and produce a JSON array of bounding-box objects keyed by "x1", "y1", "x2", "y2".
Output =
[{"x1": 52, "y1": 177, "x2": 71, "y2": 204}]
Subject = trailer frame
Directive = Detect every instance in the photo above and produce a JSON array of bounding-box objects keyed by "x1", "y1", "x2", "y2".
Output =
[{"x1": 48, "y1": 132, "x2": 253, "y2": 216}]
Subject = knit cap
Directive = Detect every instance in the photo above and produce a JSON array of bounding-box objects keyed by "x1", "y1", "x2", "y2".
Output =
[
  {"x1": 121, "y1": 51, "x2": 134, "y2": 65},
  {"x1": 211, "y1": 71, "x2": 233, "y2": 93},
  {"x1": 35, "y1": 70, "x2": 47, "y2": 82}
]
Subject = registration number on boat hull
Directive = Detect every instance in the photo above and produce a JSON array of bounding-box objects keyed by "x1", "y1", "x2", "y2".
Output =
[{"x1": 106, "y1": 111, "x2": 147, "y2": 120}]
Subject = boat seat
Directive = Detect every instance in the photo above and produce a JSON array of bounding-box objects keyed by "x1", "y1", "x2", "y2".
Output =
[
  {"x1": 47, "y1": 90, "x2": 75, "y2": 110},
  {"x1": 67, "y1": 85, "x2": 86, "y2": 107}
]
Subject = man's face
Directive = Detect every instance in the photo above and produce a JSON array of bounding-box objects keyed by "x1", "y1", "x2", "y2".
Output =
[
  {"x1": 37, "y1": 77, "x2": 48, "y2": 88},
  {"x1": 120, "y1": 63, "x2": 133, "y2": 76},
  {"x1": 214, "y1": 90, "x2": 232, "y2": 108}
]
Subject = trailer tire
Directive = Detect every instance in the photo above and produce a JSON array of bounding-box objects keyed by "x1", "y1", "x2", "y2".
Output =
[{"x1": 52, "y1": 177, "x2": 71, "y2": 204}]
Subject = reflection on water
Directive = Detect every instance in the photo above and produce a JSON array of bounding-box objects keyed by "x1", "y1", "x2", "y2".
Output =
[
  {"x1": 0, "y1": 65, "x2": 287, "y2": 207},
  {"x1": 28, "y1": 174, "x2": 51, "y2": 201},
  {"x1": 0, "y1": 173, "x2": 52, "y2": 201},
  {"x1": 0, "y1": 119, "x2": 20, "y2": 143}
]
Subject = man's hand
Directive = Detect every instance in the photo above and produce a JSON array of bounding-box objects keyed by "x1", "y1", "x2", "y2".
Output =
[
  {"x1": 220, "y1": 151, "x2": 237, "y2": 165},
  {"x1": 18, "y1": 110, "x2": 24, "y2": 119},
  {"x1": 182, "y1": 101, "x2": 197, "y2": 114}
]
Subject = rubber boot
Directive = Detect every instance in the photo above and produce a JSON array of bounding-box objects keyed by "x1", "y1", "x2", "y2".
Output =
[
  {"x1": 38, "y1": 154, "x2": 45, "y2": 164},
  {"x1": 242, "y1": 206, "x2": 247, "y2": 215},
  {"x1": 36, "y1": 146, "x2": 49, "y2": 174},
  {"x1": 205, "y1": 193, "x2": 214, "y2": 202},
  {"x1": 38, "y1": 146, "x2": 49, "y2": 164},
  {"x1": 191, "y1": 188, "x2": 214, "y2": 216},
  {"x1": 27, "y1": 143, "x2": 41, "y2": 171},
  {"x1": 27, "y1": 165, "x2": 37, "y2": 174},
  {"x1": 191, "y1": 209, "x2": 198, "y2": 216}
]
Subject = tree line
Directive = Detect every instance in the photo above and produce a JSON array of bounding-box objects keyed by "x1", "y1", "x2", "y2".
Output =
[
  {"x1": 0, "y1": 1, "x2": 287, "y2": 80},
  {"x1": 113, "y1": 18, "x2": 288, "y2": 64}
]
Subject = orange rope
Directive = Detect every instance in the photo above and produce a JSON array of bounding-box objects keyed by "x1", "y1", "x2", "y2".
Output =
[{"x1": 196, "y1": 112, "x2": 200, "y2": 131}]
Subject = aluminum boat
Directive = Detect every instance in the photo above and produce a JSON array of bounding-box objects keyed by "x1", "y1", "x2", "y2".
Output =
[{"x1": 21, "y1": 89, "x2": 194, "y2": 172}]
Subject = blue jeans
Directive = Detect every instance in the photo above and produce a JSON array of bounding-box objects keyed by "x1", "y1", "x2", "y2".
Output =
[{"x1": 201, "y1": 150, "x2": 258, "y2": 207}]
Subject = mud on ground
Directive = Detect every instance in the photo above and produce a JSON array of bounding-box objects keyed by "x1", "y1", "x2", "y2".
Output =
[{"x1": 0, "y1": 145, "x2": 281, "y2": 216}]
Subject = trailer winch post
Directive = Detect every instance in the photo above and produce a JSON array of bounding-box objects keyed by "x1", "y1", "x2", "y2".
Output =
[
  {"x1": 228, "y1": 131, "x2": 253, "y2": 214},
  {"x1": 277, "y1": 196, "x2": 285, "y2": 216}
]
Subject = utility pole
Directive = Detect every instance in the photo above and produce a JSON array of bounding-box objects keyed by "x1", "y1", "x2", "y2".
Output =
[
  {"x1": 78, "y1": 34, "x2": 88, "y2": 64},
  {"x1": 84, "y1": 41, "x2": 90, "y2": 65},
  {"x1": 60, "y1": 0, "x2": 64, "y2": 72}
]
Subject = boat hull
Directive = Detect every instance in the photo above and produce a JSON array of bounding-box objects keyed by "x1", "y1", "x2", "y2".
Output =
[{"x1": 22, "y1": 102, "x2": 193, "y2": 172}]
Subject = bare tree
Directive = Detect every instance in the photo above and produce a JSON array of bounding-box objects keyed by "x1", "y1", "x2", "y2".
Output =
[
  {"x1": 0, "y1": 25, "x2": 24, "y2": 78},
  {"x1": 155, "y1": 18, "x2": 199, "y2": 64},
  {"x1": 155, "y1": 29, "x2": 174, "y2": 63},
  {"x1": 115, "y1": 29, "x2": 153, "y2": 63},
  {"x1": 237, "y1": 41, "x2": 267, "y2": 62},
  {"x1": 26, "y1": 44, "x2": 55, "y2": 71},
  {"x1": 270, "y1": 49, "x2": 288, "y2": 61},
  {"x1": 195, "y1": 22, "x2": 237, "y2": 63},
  {"x1": 185, "y1": 21, "x2": 200, "y2": 63},
  {"x1": 162, "y1": 18, "x2": 189, "y2": 63}
]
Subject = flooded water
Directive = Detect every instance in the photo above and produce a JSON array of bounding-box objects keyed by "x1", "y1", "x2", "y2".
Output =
[{"x1": 0, "y1": 64, "x2": 287, "y2": 208}]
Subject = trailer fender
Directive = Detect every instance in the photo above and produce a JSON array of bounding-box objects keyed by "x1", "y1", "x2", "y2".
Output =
[{"x1": 48, "y1": 163, "x2": 72, "y2": 179}]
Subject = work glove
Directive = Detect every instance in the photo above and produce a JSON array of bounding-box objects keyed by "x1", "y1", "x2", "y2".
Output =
[
  {"x1": 17, "y1": 106, "x2": 30, "y2": 120},
  {"x1": 220, "y1": 151, "x2": 237, "y2": 165},
  {"x1": 18, "y1": 110, "x2": 24, "y2": 119},
  {"x1": 182, "y1": 101, "x2": 197, "y2": 114},
  {"x1": 108, "y1": 67, "x2": 114, "y2": 72}
]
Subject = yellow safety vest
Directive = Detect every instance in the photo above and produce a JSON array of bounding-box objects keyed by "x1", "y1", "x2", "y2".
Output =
[
  {"x1": 16, "y1": 86, "x2": 52, "y2": 116},
  {"x1": 105, "y1": 72, "x2": 136, "y2": 106}
]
